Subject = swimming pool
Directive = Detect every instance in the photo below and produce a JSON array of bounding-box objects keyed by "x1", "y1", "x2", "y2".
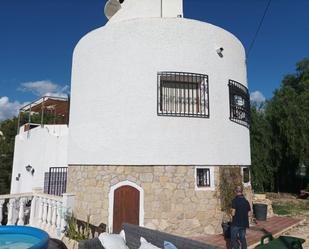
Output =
[{"x1": 0, "y1": 226, "x2": 49, "y2": 249}]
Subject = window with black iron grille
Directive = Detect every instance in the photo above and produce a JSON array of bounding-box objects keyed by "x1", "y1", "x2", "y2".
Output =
[
  {"x1": 242, "y1": 167, "x2": 250, "y2": 184},
  {"x1": 43, "y1": 167, "x2": 67, "y2": 196},
  {"x1": 228, "y1": 80, "x2": 250, "y2": 127},
  {"x1": 157, "y1": 72, "x2": 209, "y2": 118},
  {"x1": 196, "y1": 168, "x2": 211, "y2": 187}
]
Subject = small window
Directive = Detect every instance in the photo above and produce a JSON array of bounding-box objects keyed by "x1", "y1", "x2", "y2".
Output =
[
  {"x1": 157, "y1": 72, "x2": 209, "y2": 118},
  {"x1": 196, "y1": 168, "x2": 210, "y2": 187},
  {"x1": 228, "y1": 80, "x2": 250, "y2": 127},
  {"x1": 195, "y1": 166, "x2": 215, "y2": 191},
  {"x1": 242, "y1": 167, "x2": 250, "y2": 186},
  {"x1": 243, "y1": 168, "x2": 250, "y2": 183},
  {"x1": 44, "y1": 167, "x2": 68, "y2": 196}
]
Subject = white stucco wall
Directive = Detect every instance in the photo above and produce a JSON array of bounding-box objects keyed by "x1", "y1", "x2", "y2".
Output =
[
  {"x1": 162, "y1": 0, "x2": 183, "y2": 17},
  {"x1": 108, "y1": 0, "x2": 183, "y2": 23},
  {"x1": 10, "y1": 125, "x2": 68, "y2": 194},
  {"x1": 68, "y1": 17, "x2": 250, "y2": 166}
]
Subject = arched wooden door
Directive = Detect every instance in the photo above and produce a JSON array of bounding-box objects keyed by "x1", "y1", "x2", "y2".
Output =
[{"x1": 113, "y1": 185, "x2": 140, "y2": 233}]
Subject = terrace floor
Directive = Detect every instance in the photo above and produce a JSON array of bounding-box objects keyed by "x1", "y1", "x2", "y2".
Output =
[{"x1": 192, "y1": 216, "x2": 302, "y2": 249}]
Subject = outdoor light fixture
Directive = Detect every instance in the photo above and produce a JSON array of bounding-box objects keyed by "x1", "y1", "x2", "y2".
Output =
[
  {"x1": 25, "y1": 164, "x2": 35, "y2": 175},
  {"x1": 16, "y1": 173, "x2": 21, "y2": 181},
  {"x1": 216, "y1": 47, "x2": 224, "y2": 57},
  {"x1": 25, "y1": 164, "x2": 32, "y2": 172}
]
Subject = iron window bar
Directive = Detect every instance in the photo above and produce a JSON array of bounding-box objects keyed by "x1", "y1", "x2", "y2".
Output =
[
  {"x1": 45, "y1": 167, "x2": 68, "y2": 196},
  {"x1": 196, "y1": 168, "x2": 211, "y2": 187},
  {"x1": 228, "y1": 79, "x2": 250, "y2": 128},
  {"x1": 243, "y1": 167, "x2": 250, "y2": 183},
  {"x1": 157, "y1": 72, "x2": 209, "y2": 118}
]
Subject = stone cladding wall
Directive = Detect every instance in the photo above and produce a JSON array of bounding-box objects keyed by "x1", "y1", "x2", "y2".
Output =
[{"x1": 67, "y1": 165, "x2": 252, "y2": 236}]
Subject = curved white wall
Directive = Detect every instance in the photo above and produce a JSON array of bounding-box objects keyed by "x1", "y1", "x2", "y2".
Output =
[
  {"x1": 68, "y1": 17, "x2": 250, "y2": 166},
  {"x1": 10, "y1": 125, "x2": 68, "y2": 194}
]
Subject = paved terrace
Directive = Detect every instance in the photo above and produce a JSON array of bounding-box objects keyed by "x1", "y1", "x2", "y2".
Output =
[{"x1": 192, "y1": 216, "x2": 302, "y2": 249}]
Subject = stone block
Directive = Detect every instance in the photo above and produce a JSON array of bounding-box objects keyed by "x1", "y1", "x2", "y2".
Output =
[
  {"x1": 139, "y1": 173, "x2": 154, "y2": 182},
  {"x1": 159, "y1": 176, "x2": 169, "y2": 184}
]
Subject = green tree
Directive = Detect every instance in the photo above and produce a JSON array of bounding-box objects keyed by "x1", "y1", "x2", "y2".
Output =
[
  {"x1": 265, "y1": 57, "x2": 309, "y2": 192},
  {"x1": 0, "y1": 117, "x2": 18, "y2": 194},
  {"x1": 250, "y1": 105, "x2": 274, "y2": 192}
]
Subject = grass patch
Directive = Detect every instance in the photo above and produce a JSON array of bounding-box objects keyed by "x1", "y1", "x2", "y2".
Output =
[{"x1": 272, "y1": 201, "x2": 309, "y2": 216}]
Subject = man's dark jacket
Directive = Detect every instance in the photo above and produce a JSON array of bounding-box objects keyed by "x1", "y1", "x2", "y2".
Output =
[{"x1": 231, "y1": 195, "x2": 251, "y2": 228}]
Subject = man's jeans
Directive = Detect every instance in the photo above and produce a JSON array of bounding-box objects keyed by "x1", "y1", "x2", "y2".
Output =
[{"x1": 231, "y1": 226, "x2": 247, "y2": 249}]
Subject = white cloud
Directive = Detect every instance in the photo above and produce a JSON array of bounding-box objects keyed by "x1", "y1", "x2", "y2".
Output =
[
  {"x1": 18, "y1": 80, "x2": 69, "y2": 97},
  {"x1": 250, "y1": 90, "x2": 266, "y2": 105},
  {"x1": 0, "y1": 96, "x2": 27, "y2": 121}
]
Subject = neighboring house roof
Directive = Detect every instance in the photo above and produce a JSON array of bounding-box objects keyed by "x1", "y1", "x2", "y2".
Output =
[
  {"x1": 18, "y1": 96, "x2": 70, "y2": 128},
  {"x1": 20, "y1": 96, "x2": 69, "y2": 117}
]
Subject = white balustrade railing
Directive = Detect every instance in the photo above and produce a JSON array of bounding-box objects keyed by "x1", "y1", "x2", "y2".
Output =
[{"x1": 0, "y1": 191, "x2": 75, "y2": 239}]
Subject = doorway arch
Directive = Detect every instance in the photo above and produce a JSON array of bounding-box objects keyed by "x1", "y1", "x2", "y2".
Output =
[{"x1": 108, "y1": 180, "x2": 144, "y2": 233}]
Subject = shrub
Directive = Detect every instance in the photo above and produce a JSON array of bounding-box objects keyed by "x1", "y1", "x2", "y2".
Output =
[{"x1": 65, "y1": 214, "x2": 91, "y2": 241}]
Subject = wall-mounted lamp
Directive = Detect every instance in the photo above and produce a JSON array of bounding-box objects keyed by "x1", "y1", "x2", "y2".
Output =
[
  {"x1": 25, "y1": 164, "x2": 35, "y2": 175},
  {"x1": 216, "y1": 47, "x2": 224, "y2": 58},
  {"x1": 25, "y1": 164, "x2": 32, "y2": 172},
  {"x1": 16, "y1": 173, "x2": 21, "y2": 181}
]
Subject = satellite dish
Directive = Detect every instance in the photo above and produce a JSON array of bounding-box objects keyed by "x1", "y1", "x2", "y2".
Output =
[{"x1": 104, "y1": 0, "x2": 122, "y2": 20}]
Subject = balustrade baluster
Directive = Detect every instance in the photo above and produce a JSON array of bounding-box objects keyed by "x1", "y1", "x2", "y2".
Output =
[
  {"x1": 51, "y1": 200, "x2": 57, "y2": 229},
  {"x1": 37, "y1": 197, "x2": 44, "y2": 225},
  {"x1": 60, "y1": 202, "x2": 66, "y2": 234},
  {"x1": 47, "y1": 199, "x2": 53, "y2": 229},
  {"x1": 29, "y1": 195, "x2": 37, "y2": 226},
  {"x1": 7, "y1": 198, "x2": 15, "y2": 225},
  {"x1": 56, "y1": 201, "x2": 62, "y2": 235},
  {"x1": 17, "y1": 197, "x2": 26, "y2": 225},
  {"x1": 0, "y1": 199, "x2": 5, "y2": 225},
  {"x1": 42, "y1": 198, "x2": 48, "y2": 225}
]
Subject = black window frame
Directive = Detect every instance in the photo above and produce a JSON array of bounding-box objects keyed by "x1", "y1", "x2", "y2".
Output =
[
  {"x1": 228, "y1": 79, "x2": 250, "y2": 128},
  {"x1": 196, "y1": 168, "x2": 211, "y2": 187},
  {"x1": 242, "y1": 167, "x2": 250, "y2": 184},
  {"x1": 157, "y1": 72, "x2": 209, "y2": 118},
  {"x1": 44, "y1": 167, "x2": 68, "y2": 196}
]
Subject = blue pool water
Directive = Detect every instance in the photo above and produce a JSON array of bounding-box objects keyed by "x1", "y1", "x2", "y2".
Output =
[
  {"x1": 0, "y1": 234, "x2": 40, "y2": 249},
  {"x1": 0, "y1": 226, "x2": 49, "y2": 249}
]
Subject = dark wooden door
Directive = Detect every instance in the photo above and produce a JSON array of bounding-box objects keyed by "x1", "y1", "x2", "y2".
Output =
[{"x1": 113, "y1": 185, "x2": 140, "y2": 233}]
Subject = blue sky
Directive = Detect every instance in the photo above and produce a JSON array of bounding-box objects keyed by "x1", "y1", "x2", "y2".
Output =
[{"x1": 0, "y1": 0, "x2": 308, "y2": 120}]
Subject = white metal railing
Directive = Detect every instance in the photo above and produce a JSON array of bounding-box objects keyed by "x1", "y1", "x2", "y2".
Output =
[{"x1": 0, "y1": 189, "x2": 74, "y2": 239}]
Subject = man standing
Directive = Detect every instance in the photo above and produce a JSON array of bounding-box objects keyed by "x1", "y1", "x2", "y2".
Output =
[{"x1": 231, "y1": 186, "x2": 251, "y2": 249}]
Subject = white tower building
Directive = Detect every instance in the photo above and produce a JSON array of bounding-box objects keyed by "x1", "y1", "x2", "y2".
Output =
[{"x1": 67, "y1": 0, "x2": 252, "y2": 236}]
